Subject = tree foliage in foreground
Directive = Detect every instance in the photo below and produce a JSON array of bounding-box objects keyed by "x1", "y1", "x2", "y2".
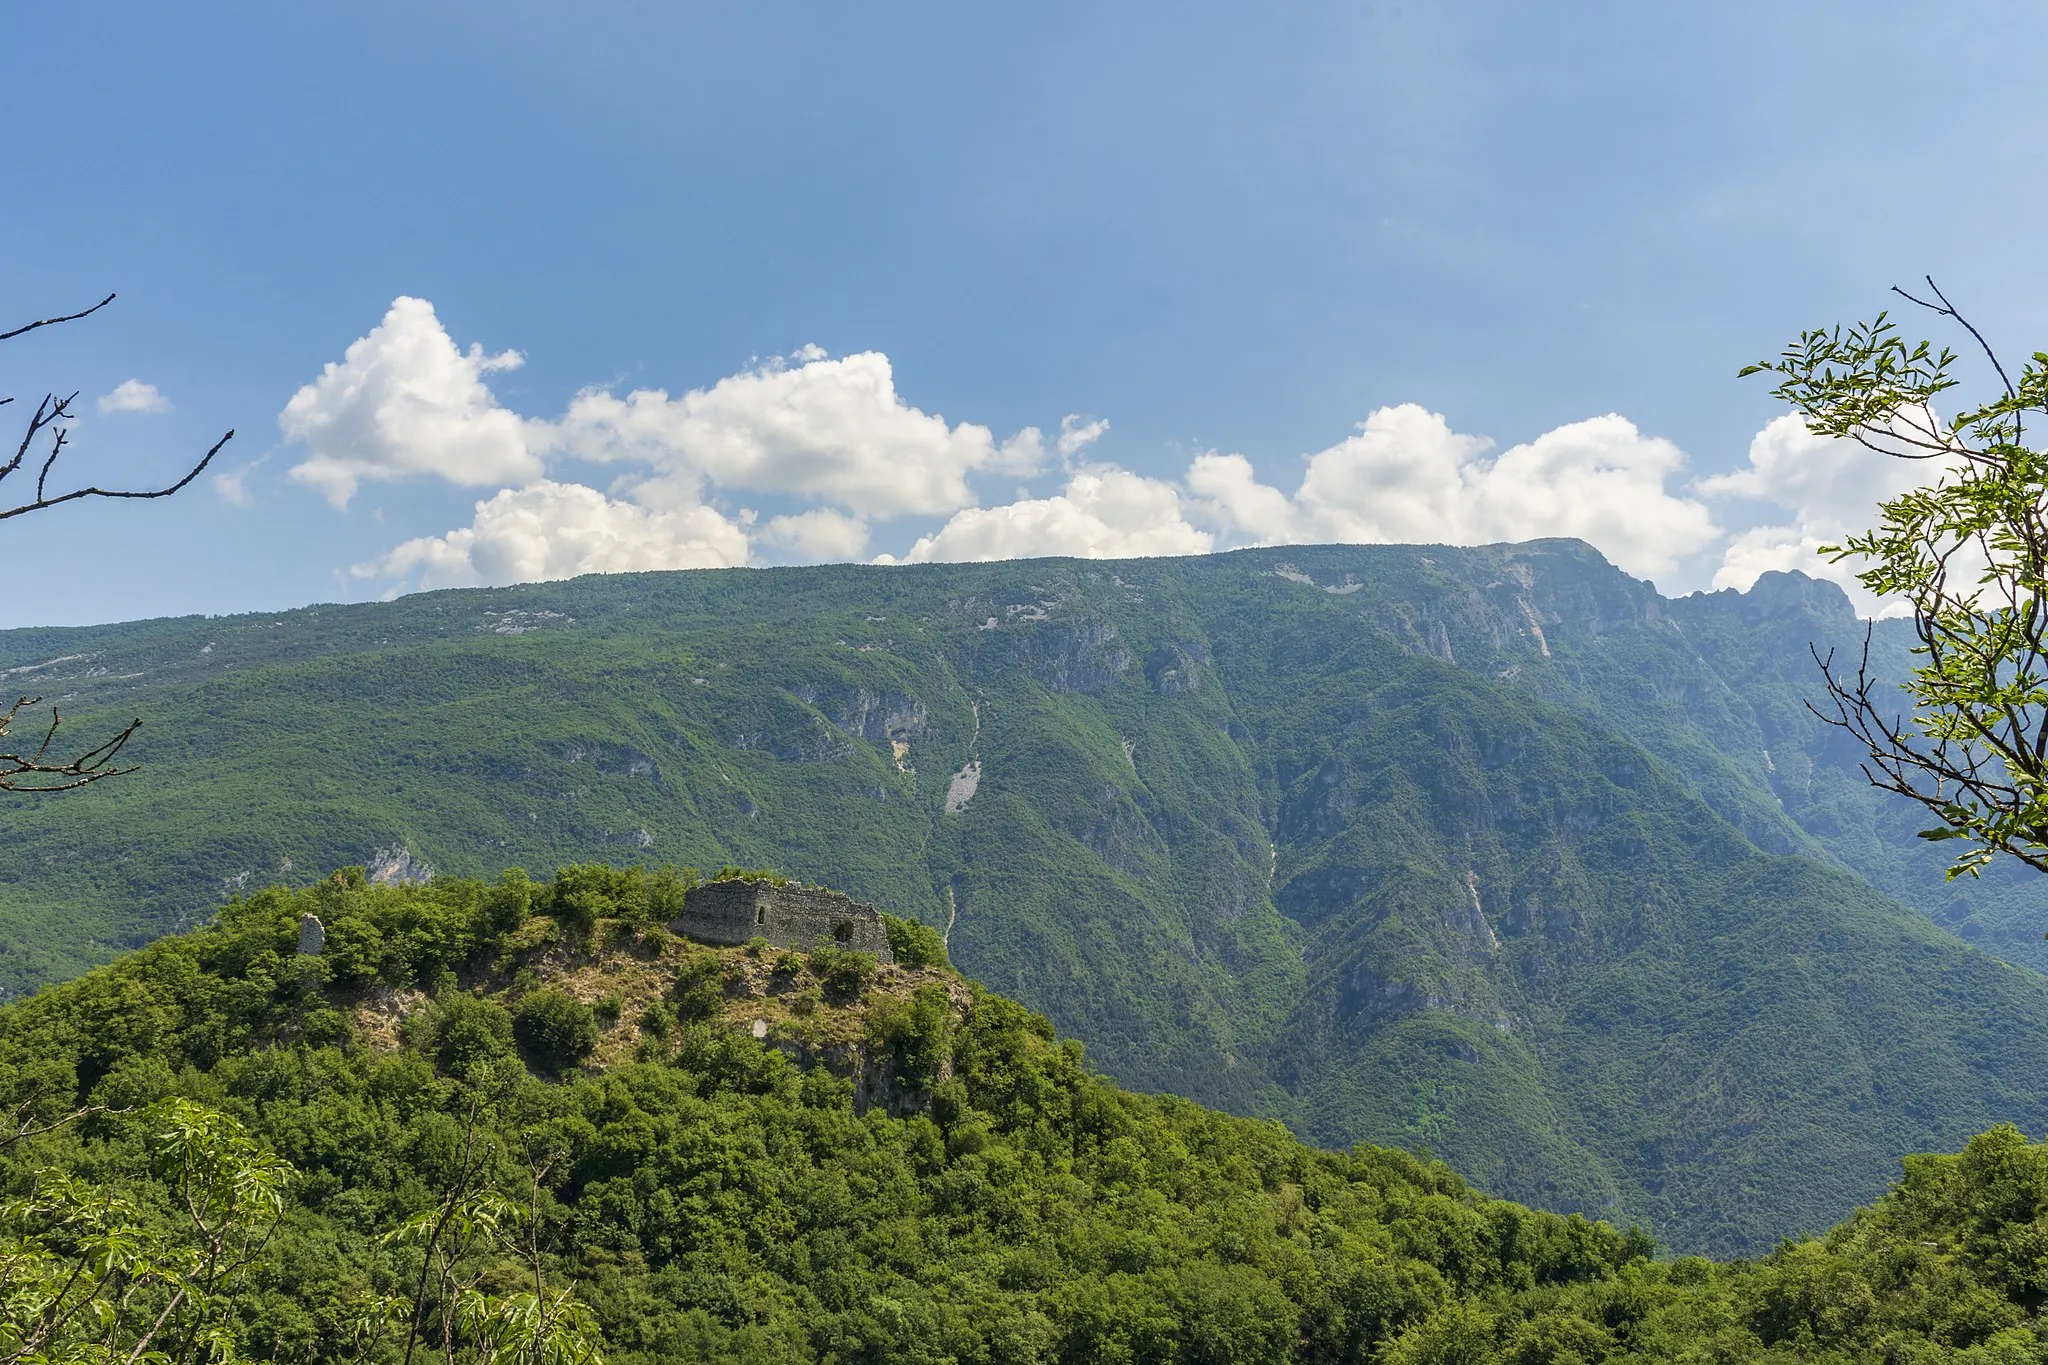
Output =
[
  {"x1": 5, "y1": 866, "x2": 2048, "y2": 1360},
  {"x1": 1746, "y1": 279, "x2": 2048, "y2": 879}
]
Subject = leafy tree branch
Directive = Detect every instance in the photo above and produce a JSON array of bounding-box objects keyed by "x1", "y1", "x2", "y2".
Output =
[{"x1": 1744, "y1": 279, "x2": 2048, "y2": 877}]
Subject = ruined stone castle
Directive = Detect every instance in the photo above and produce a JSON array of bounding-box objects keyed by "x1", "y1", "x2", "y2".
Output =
[{"x1": 669, "y1": 880, "x2": 894, "y2": 963}]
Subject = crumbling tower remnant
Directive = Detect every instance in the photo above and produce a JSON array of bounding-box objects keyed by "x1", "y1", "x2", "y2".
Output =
[{"x1": 669, "y1": 880, "x2": 894, "y2": 963}]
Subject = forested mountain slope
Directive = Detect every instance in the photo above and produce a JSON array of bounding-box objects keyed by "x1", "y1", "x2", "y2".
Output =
[
  {"x1": 1662, "y1": 574, "x2": 2048, "y2": 970},
  {"x1": 4, "y1": 542, "x2": 2045, "y2": 1254},
  {"x1": 14, "y1": 869, "x2": 2048, "y2": 1363},
  {"x1": 14, "y1": 868, "x2": 2048, "y2": 1363}
]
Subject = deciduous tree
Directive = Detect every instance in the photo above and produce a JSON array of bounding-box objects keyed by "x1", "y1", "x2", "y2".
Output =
[{"x1": 1745, "y1": 278, "x2": 2048, "y2": 876}]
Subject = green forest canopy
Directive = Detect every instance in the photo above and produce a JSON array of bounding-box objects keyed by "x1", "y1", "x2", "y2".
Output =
[
  {"x1": 10, "y1": 544, "x2": 2048, "y2": 1260},
  {"x1": 4, "y1": 866, "x2": 2048, "y2": 1362}
]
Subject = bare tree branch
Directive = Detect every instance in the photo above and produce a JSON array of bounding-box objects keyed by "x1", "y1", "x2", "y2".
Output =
[
  {"x1": 1894, "y1": 275, "x2": 2018, "y2": 405},
  {"x1": 0, "y1": 426, "x2": 233, "y2": 522},
  {"x1": 0, "y1": 1098, "x2": 127, "y2": 1151},
  {"x1": 0, "y1": 293, "x2": 115, "y2": 344},
  {"x1": 1807, "y1": 636, "x2": 2048, "y2": 877},
  {"x1": 0, "y1": 294, "x2": 232, "y2": 793},
  {"x1": 0, "y1": 696, "x2": 142, "y2": 792},
  {"x1": 1, "y1": 314, "x2": 233, "y2": 522}
]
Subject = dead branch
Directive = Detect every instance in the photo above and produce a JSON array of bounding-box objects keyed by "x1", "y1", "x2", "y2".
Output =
[
  {"x1": 0, "y1": 292, "x2": 115, "y2": 344},
  {"x1": 0, "y1": 293, "x2": 231, "y2": 792},
  {"x1": 2, "y1": 297, "x2": 233, "y2": 521},
  {"x1": 0, "y1": 695, "x2": 142, "y2": 792},
  {"x1": 0, "y1": 1098, "x2": 127, "y2": 1150}
]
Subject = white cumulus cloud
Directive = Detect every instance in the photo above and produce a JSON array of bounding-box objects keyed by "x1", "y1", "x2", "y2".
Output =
[
  {"x1": 891, "y1": 469, "x2": 1212, "y2": 564},
  {"x1": 538, "y1": 350, "x2": 1042, "y2": 517},
  {"x1": 357, "y1": 479, "x2": 748, "y2": 590},
  {"x1": 293, "y1": 297, "x2": 1899, "y2": 601},
  {"x1": 1186, "y1": 405, "x2": 1720, "y2": 581},
  {"x1": 97, "y1": 379, "x2": 170, "y2": 415},
  {"x1": 282, "y1": 297, "x2": 539, "y2": 508}
]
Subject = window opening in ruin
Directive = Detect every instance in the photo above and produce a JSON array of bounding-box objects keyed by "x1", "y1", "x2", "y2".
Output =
[
  {"x1": 834, "y1": 921, "x2": 855, "y2": 943},
  {"x1": 756, "y1": 905, "x2": 767, "y2": 925}
]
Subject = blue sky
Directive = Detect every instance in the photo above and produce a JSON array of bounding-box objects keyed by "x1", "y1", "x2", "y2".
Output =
[{"x1": 4, "y1": 1, "x2": 2043, "y2": 625}]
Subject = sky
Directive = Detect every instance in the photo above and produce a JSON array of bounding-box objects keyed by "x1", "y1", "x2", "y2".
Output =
[{"x1": 4, "y1": 1, "x2": 2045, "y2": 627}]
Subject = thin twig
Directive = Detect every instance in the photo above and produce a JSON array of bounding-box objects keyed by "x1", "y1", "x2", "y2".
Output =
[
  {"x1": 0, "y1": 428, "x2": 234, "y2": 522},
  {"x1": 0, "y1": 294, "x2": 115, "y2": 344}
]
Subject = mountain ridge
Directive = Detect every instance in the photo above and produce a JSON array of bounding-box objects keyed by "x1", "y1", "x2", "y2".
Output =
[{"x1": 3, "y1": 540, "x2": 2045, "y2": 1253}]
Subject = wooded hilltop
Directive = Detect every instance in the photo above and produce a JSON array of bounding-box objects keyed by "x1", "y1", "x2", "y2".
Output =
[{"x1": 5, "y1": 864, "x2": 2048, "y2": 1363}]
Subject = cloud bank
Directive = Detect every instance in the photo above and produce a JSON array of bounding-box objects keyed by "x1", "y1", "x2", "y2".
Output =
[
  {"x1": 1179, "y1": 406, "x2": 1718, "y2": 581},
  {"x1": 278, "y1": 297, "x2": 1930, "y2": 609},
  {"x1": 359, "y1": 480, "x2": 748, "y2": 589},
  {"x1": 889, "y1": 469, "x2": 1213, "y2": 564},
  {"x1": 537, "y1": 348, "x2": 1044, "y2": 516}
]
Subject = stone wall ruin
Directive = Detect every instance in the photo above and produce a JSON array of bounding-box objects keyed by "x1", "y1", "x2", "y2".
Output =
[{"x1": 670, "y1": 881, "x2": 894, "y2": 962}]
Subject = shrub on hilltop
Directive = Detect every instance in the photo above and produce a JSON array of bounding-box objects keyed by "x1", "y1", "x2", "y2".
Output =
[
  {"x1": 883, "y1": 911, "x2": 949, "y2": 968},
  {"x1": 512, "y1": 986, "x2": 598, "y2": 1074}
]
